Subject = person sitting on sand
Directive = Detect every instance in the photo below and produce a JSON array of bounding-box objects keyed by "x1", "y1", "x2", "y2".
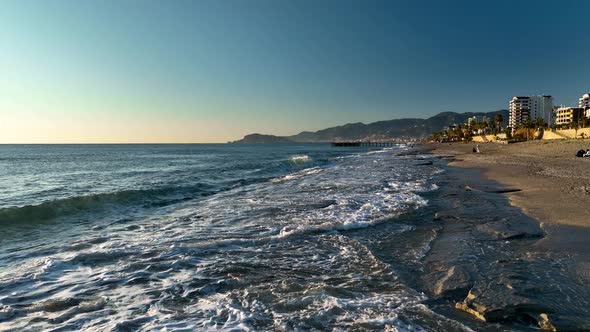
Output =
[{"x1": 576, "y1": 149, "x2": 586, "y2": 157}]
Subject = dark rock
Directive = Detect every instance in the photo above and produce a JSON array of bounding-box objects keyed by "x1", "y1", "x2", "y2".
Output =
[
  {"x1": 456, "y1": 281, "x2": 557, "y2": 330},
  {"x1": 0, "y1": 306, "x2": 15, "y2": 322},
  {"x1": 484, "y1": 188, "x2": 522, "y2": 194},
  {"x1": 423, "y1": 264, "x2": 474, "y2": 299},
  {"x1": 433, "y1": 211, "x2": 460, "y2": 221},
  {"x1": 475, "y1": 218, "x2": 544, "y2": 240}
]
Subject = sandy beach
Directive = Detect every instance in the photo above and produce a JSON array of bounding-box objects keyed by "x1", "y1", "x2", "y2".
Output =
[
  {"x1": 430, "y1": 140, "x2": 590, "y2": 227},
  {"x1": 429, "y1": 139, "x2": 590, "y2": 271},
  {"x1": 414, "y1": 140, "x2": 590, "y2": 329}
]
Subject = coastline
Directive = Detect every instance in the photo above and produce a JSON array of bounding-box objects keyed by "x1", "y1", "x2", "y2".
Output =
[
  {"x1": 426, "y1": 140, "x2": 590, "y2": 257},
  {"x1": 414, "y1": 140, "x2": 590, "y2": 330},
  {"x1": 427, "y1": 140, "x2": 590, "y2": 228}
]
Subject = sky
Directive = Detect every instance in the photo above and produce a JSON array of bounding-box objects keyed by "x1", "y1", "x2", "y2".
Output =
[{"x1": 1, "y1": 0, "x2": 589, "y2": 143}]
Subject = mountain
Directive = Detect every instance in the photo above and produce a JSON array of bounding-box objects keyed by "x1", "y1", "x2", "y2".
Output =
[
  {"x1": 229, "y1": 133, "x2": 294, "y2": 144},
  {"x1": 231, "y1": 110, "x2": 509, "y2": 143}
]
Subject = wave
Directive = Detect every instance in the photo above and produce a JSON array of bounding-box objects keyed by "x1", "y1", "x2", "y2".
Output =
[
  {"x1": 288, "y1": 155, "x2": 311, "y2": 164},
  {"x1": 0, "y1": 184, "x2": 219, "y2": 225},
  {"x1": 276, "y1": 192, "x2": 428, "y2": 239},
  {"x1": 386, "y1": 180, "x2": 439, "y2": 193},
  {"x1": 271, "y1": 166, "x2": 324, "y2": 183}
]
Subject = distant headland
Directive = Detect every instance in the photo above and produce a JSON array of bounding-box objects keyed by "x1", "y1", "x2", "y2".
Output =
[{"x1": 229, "y1": 133, "x2": 295, "y2": 144}]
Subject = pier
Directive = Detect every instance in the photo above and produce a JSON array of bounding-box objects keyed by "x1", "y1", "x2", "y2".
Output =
[{"x1": 331, "y1": 141, "x2": 400, "y2": 147}]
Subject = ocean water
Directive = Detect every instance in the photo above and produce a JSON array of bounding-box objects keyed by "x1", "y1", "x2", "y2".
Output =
[{"x1": 0, "y1": 144, "x2": 466, "y2": 331}]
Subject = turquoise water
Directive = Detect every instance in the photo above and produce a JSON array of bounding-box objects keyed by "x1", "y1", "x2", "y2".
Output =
[{"x1": 0, "y1": 144, "x2": 457, "y2": 330}]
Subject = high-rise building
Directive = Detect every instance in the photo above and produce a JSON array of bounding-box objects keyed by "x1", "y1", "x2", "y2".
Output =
[
  {"x1": 508, "y1": 95, "x2": 553, "y2": 128},
  {"x1": 509, "y1": 97, "x2": 530, "y2": 128}
]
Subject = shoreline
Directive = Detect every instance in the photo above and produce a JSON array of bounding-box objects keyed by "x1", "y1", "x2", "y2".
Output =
[
  {"x1": 414, "y1": 140, "x2": 590, "y2": 329},
  {"x1": 424, "y1": 140, "x2": 590, "y2": 251},
  {"x1": 426, "y1": 140, "x2": 590, "y2": 258},
  {"x1": 426, "y1": 140, "x2": 590, "y2": 227}
]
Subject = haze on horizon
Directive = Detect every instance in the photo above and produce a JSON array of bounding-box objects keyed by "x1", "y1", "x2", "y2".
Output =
[{"x1": 1, "y1": 0, "x2": 589, "y2": 143}]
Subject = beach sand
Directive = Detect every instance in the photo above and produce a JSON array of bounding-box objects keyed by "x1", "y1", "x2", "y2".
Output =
[
  {"x1": 419, "y1": 140, "x2": 590, "y2": 329},
  {"x1": 429, "y1": 139, "x2": 590, "y2": 267},
  {"x1": 430, "y1": 140, "x2": 590, "y2": 227}
]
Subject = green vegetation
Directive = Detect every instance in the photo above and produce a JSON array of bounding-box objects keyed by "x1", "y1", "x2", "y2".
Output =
[
  {"x1": 504, "y1": 127, "x2": 513, "y2": 140},
  {"x1": 428, "y1": 110, "x2": 590, "y2": 143},
  {"x1": 429, "y1": 112, "x2": 507, "y2": 143},
  {"x1": 495, "y1": 113, "x2": 503, "y2": 134}
]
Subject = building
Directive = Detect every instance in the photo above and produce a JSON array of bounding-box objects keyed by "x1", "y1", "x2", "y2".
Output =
[
  {"x1": 554, "y1": 107, "x2": 585, "y2": 126},
  {"x1": 509, "y1": 97, "x2": 530, "y2": 128},
  {"x1": 579, "y1": 93, "x2": 590, "y2": 109},
  {"x1": 508, "y1": 95, "x2": 553, "y2": 128},
  {"x1": 579, "y1": 93, "x2": 590, "y2": 118},
  {"x1": 467, "y1": 116, "x2": 488, "y2": 127}
]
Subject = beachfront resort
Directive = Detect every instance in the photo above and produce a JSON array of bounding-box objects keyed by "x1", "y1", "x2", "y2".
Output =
[{"x1": 432, "y1": 92, "x2": 590, "y2": 143}]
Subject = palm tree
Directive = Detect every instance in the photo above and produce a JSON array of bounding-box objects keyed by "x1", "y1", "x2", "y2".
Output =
[
  {"x1": 495, "y1": 113, "x2": 503, "y2": 132},
  {"x1": 522, "y1": 117, "x2": 534, "y2": 141}
]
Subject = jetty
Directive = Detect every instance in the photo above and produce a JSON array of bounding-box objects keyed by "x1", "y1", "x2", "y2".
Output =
[{"x1": 331, "y1": 141, "x2": 403, "y2": 147}]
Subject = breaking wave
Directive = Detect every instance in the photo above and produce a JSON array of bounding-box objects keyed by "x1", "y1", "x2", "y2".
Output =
[
  {"x1": 0, "y1": 144, "x2": 464, "y2": 331},
  {"x1": 288, "y1": 155, "x2": 311, "y2": 164},
  {"x1": 0, "y1": 184, "x2": 216, "y2": 224}
]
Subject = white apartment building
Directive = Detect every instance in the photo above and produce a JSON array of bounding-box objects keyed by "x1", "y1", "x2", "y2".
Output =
[
  {"x1": 508, "y1": 95, "x2": 553, "y2": 128},
  {"x1": 579, "y1": 93, "x2": 590, "y2": 117}
]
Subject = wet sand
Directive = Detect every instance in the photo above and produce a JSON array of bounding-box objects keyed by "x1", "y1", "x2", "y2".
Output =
[
  {"x1": 428, "y1": 140, "x2": 590, "y2": 256},
  {"x1": 417, "y1": 141, "x2": 590, "y2": 330},
  {"x1": 429, "y1": 140, "x2": 590, "y2": 227}
]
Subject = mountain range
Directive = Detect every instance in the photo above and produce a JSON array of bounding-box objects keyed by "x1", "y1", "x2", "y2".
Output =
[{"x1": 230, "y1": 110, "x2": 509, "y2": 143}]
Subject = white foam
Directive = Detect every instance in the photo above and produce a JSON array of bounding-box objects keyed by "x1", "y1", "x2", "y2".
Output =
[
  {"x1": 0, "y1": 144, "x2": 450, "y2": 331},
  {"x1": 366, "y1": 149, "x2": 389, "y2": 155},
  {"x1": 288, "y1": 155, "x2": 311, "y2": 163},
  {"x1": 276, "y1": 191, "x2": 428, "y2": 238},
  {"x1": 271, "y1": 166, "x2": 323, "y2": 183},
  {"x1": 387, "y1": 180, "x2": 438, "y2": 193}
]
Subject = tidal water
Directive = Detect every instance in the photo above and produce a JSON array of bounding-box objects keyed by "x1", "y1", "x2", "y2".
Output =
[{"x1": 0, "y1": 144, "x2": 473, "y2": 331}]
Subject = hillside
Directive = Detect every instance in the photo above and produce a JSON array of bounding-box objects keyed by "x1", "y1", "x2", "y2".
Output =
[
  {"x1": 229, "y1": 133, "x2": 294, "y2": 144},
  {"x1": 231, "y1": 110, "x2": 509, "y2": 143}
]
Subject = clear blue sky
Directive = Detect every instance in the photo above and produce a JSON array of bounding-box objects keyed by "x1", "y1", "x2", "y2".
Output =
[{"x1": 1, "y1": 0, "x2": 589, "y2": 143}]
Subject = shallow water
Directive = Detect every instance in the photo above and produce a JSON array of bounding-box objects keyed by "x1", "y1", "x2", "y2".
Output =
[
  {"x1": 0, "y1": 144, "x2": 463, "y2": 331},
  {"x1": 2, "y1": 144, "x2": 588, "y2": 331}
]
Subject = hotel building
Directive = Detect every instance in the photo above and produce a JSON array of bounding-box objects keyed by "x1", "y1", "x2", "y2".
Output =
[
  {"x1": 508, "y1": 95, "x2": 553, "y2": 128},
  {"x1": 554, "y1": 107, "x2": 584, "y2": 126}
]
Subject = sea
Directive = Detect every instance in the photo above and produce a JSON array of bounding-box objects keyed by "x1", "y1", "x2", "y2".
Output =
[{"x1": 2, "y1": 143, "x2": 568, "y2": 331}]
